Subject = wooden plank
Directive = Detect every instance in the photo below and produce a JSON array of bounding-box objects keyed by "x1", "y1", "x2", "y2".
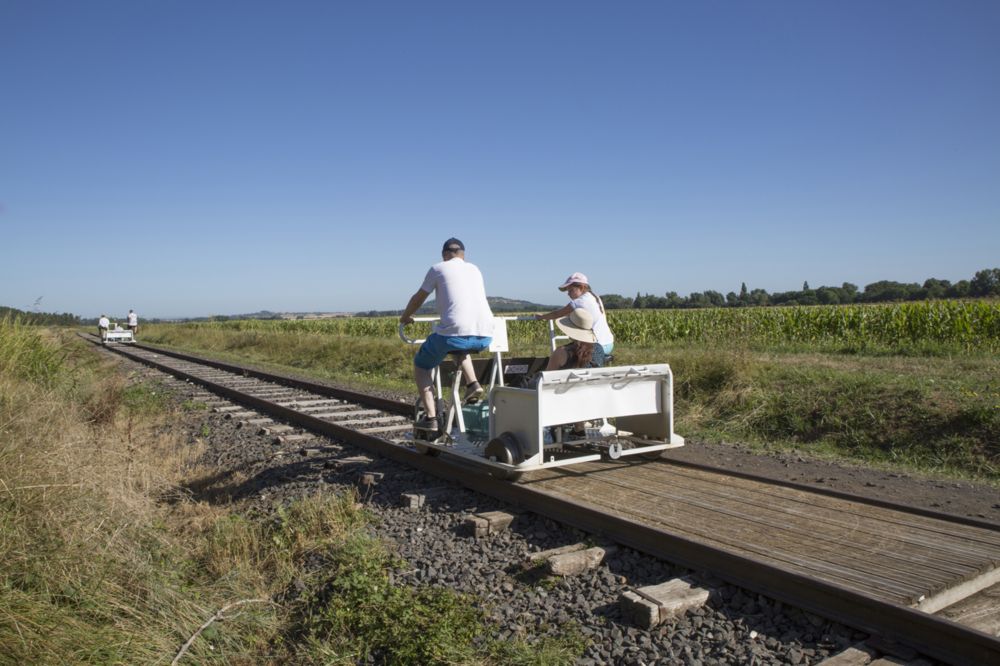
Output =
[{"x1": 544, "y1": 476, "x2": 927, "y2": 602}]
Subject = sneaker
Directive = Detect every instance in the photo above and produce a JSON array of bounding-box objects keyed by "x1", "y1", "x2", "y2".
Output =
[
  {"x1": 463, "y1": 385, "x2": 486, "y2": 405},
  {"x1": 414, "y1": 414, "x2": 443, "y2": 432}
]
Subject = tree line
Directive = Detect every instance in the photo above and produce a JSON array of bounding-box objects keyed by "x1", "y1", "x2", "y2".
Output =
[
  {"x1": 0, "y1": 306, "x2": 81, "y2": 326},
  {"x1": 601, "y1": 267, "x2": 1000, "y2": 310}
]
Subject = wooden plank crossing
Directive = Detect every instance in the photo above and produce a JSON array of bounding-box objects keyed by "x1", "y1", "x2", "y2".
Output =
[{"x1": 523, "y1": 459, "x2": 1000, "y2": 609}]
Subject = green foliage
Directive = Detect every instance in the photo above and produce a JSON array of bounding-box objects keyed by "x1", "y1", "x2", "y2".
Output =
[
  {"x1": 120, "y1": 383, "x2": 169, "y2": 416},
  {"x1": 142, "y1": 300, "x2": 1000, "y2": 357},
  {"x1": 0, "y1": 316, "x2": 69, "y2": 386}
]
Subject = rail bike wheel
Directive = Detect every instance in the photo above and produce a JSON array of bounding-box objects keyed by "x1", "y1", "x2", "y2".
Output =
[{"x1": 484, "y1": 431, "x2": 524, "y2": 481}]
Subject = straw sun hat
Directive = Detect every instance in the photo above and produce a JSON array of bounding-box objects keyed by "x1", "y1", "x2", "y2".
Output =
[{"x1": 556, "y1": 308, "x2": 597, "y2": 343}]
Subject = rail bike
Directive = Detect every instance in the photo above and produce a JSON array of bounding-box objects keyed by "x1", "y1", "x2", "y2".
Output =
[
  {"x1": 103, "y1": 325, "x2": 135, "y2": 344},
  {"x1": 399, "y1": 316, "x2": 684, "y2": 480}
]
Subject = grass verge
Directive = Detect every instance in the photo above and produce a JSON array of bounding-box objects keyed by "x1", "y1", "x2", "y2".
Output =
[{"x1": 2, "y1": 320, "x2": 585, "y2": 664}]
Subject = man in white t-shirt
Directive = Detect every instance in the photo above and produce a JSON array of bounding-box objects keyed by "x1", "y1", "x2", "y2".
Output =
[
  {"x1": 98, "y1": 314, "x2": 110, "y2": 341},
  {"x1": 400, "y1": 238, "x2": 494, "y2": 434},
  {"x1": 127, "y1": 309, "x2": 138, "y2": 337}
]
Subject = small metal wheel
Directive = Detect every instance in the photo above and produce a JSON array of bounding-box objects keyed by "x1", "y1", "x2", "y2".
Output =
[
  {"x1": 484, "y1": 431, "x2": 525, "y2": 481},
  {"x1": 604, "y1": 440, "x2": 624, "y2": 460},
  {"x1": 484, "y1": 431, "x2": 524, "y2": 466}
]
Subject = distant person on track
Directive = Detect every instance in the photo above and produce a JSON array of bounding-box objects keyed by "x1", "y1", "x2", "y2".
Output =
[
  {"x1": 536, "y1": 271, "x2": 614, "y2": 358},
  {"x1": 98, "y1": 314, "x2": 110, "y2": 341},
  {"x1": 400, "y1": 238, "x2": 494, "y2": 435},
  {"x1": 127, "y1": 309, "x2": 138, "y2": 338}
]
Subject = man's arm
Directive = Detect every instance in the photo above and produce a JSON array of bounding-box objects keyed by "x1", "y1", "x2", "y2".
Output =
[{"x1": 400, "y1": 289, "x2": 430, "y2": 325}]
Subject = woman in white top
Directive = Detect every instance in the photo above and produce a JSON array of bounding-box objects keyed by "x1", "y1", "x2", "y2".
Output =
[{"x1": 535, "y1": 272, "x2": 614, "y2": 356}]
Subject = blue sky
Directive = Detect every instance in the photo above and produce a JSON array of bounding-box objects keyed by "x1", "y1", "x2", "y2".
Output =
[{"x1": 2, "y1": 1, "x2": 998, "y2": 319}]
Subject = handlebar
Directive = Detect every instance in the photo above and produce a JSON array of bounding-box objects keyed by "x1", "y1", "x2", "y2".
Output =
[
  {"x1": 398, "y1": 314, "x2": 557, "y2": 347},
  {"x1": 398, "y1": 317, "x2": 438, "y2": 344}
]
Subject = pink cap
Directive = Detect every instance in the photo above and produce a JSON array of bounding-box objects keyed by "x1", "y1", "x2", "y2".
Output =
[{"x1": 558, "y1": 272, "x2": 589, "y2": 291}]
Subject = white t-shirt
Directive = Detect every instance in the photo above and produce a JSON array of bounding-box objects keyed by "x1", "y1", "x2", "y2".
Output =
[
  {"x1": 420, "y1": 257, "x2": 494, "y2": 337},
  {"x1": 571, "y1": 291, "x2": 614, "y2": 347},
  {"x1": 127, "y1": 312, "x2": 138, "y2": 326},
  {"x1": 98, "y1": 317, "x2": 110, "y2": 328}
]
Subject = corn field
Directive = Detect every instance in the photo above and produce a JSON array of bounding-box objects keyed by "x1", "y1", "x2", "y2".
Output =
[{"x1": 161, "y1": 301, "x2": 1000, "y2": 353}]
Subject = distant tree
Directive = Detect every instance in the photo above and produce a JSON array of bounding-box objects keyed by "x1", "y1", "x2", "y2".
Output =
[
  {"x1": 664, "y1": 291, "x2": 685, "y2": 308},
  {"x1": 946, "y1": 280, "x2": 971, "y2": 298},
  {"x1": 739, "y1": 282, "x2": 750, "y2": 305},
  {"x1": 803, "y1": 281, "x2": 810, "y2": 291},
  {"x1": 970, "y1": 268, "x2": 1000, "y2": 296},
  {"x1": 687, "y1": 292, "x2": 708, "y2": 308},
  {"x1": 920, "y1": 278, "x2": 950, "y2": 300},
  {"x1": 749, "y1": 288, "x2": 770, "y2": 306},
  {"x1": 797, "y1": 289, "x2": 819, "y2": 305},
  {"x1": 860, "y1": 280, "x2": 920, "y2": 303},
  {"x1": 726, "y1": 291, "x2": 739, "y2": 306},
  {"x1": 601, "y1": 294, "x2": 632, "y2": 309},
  {"x1": 704, "y1": 290, "x2": 725, "y2": 307},
  {"x1": 816, "y1": 287, "x2": 840, "y2": 305}
]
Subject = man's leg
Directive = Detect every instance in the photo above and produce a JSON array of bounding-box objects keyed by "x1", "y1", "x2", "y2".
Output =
[
  {"x1": 456, "y1": 353, "x2": 486, "y2": 403},
  {"x1": 415, "y1": 364, "x2": 436, "y2": 417},
  {"x1": 457, "y1": 353, "x2": 476, "y2": 385}
]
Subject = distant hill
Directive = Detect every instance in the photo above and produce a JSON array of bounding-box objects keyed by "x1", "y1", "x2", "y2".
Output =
[
  {"x1": 161, "y1": 299, "x2": 559, "y2": 322},
  {"x1": 357, "y1": 297, "x2": 559, "y2": 318}
]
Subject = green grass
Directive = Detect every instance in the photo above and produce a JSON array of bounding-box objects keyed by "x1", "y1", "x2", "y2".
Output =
[{"x1": 2, "y1": 322, "x2": 587, "y2": 664}]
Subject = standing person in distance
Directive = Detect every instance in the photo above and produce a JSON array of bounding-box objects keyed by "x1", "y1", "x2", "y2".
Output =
[
  {"x1": 536, "y1": 272, "x2": 614, "y2": 360},
  {"x1": 98, "y1": 314, "x2": 110, "y2": 341},
  {"x1": 126, "y1": 309, "x2": 138, "y2": 338},
  {"x1": 400, "y1": 238, "x2": 494, "y2": 435}
]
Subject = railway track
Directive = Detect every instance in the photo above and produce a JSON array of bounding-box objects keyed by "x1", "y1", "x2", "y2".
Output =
[{"x1": 89, "y1": 336, "x2": 1000, "y2": 665}]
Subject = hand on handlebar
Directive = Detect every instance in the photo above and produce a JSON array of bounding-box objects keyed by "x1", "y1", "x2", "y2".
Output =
[{"x1": 400, "y1": 315, "x2": 414, "y2": 325}]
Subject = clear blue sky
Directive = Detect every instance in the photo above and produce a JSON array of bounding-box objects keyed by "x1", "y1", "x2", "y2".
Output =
[{"x1": 2, "y1": 1, "x2": 998, "y2": 319}]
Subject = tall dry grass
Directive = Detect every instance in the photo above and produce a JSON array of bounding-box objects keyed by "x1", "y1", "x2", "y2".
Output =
[
  {"x1": 1, "y1": 321, "x2": 588, "y2": 664},
  {"x1": 0, "y1": 321, "x2": 279, "y2": 663}
]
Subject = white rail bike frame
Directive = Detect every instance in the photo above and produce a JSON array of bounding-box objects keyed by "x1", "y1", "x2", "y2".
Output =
[
  {"x1": 104, "y1": 329, "x2": 135, "y2": 344},
  {"x1": 398, "y1": 315, "x2": 534, "y2": 433},
  {"x1": 399, "y1": 317, "x2": 685, "y2": 474},
  {"x1": 489, "y1": 364, "x2": 685, "y2": 472}
]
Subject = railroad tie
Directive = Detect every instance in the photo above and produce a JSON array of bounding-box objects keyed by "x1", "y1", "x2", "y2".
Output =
[
  {"x1": 814, "y1": 643, "x2": 878, "y2": 665},
  {"x1": 465, "y1": 511, "x2": 515, "y2": 538},
  {"x1": 238, "y1": 418, "x2": 272, "y2": 427},
  {"x1": 224, "y1": 411, "x2": 258, "y2": 420},
  {"x1": 276, "y1": 433, "x2": 313, "y2": 445},
  {"x1": 400, "y1": 487, "x2": 450, "y2": 511},
  {"x1": 260, "y1": 424, "x2": 295, "y2": 435},
  {"x1": 619, "y1": 576, "x2": 711, "y2": 629}
]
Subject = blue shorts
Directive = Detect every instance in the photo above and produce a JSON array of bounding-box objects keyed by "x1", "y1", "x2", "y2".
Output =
[{"x1": 414, "y1": 333, "x2": 492, "y2": 370}]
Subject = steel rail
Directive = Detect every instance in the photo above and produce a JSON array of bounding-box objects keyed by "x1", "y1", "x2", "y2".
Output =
[{"x1": 90, "y1": 336, "x2": 1000, "y2": 665}]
